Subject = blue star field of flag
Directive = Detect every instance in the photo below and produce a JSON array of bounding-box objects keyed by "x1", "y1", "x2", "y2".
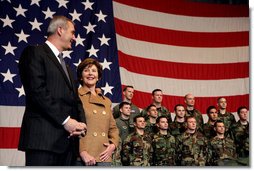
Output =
[{"x1": 0, "y1": 0, "x2": 122, "y2": 106}]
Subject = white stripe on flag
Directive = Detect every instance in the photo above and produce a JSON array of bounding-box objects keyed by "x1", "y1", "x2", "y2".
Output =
[
  {"x1": 0, "y1": 106, "x2": 24, "y2": 127},
  {"x1": 116, "y1": 34, "x2": 249, "y2": 64},
  {"x1": 0, "y1": 149, "x2": 25, "y2": 166}
]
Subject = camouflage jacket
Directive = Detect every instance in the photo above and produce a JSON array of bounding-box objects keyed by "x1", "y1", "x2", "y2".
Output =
[
  {"x1": 201, "y1": 121, "x2": 216, "y2": 140},
  {"x1": 122, "y1": 131, "x2": 153, "y2": 166},
  {"x1": 169, "y1": 120, "x2": 186, "y2": 137},
  {"x1": 176, "y1": 131, "x2": 207, "y2": 166},
  {"x1": 152, "y1": 132, "x2": 176, "y2": 166},
  {"x1": 111, "y1": 138, "x2": 122, "y2": 166},
  {"x1": 230, "y1": 121, "x2": 249, "y2": 157},
  {"x1": 208, "y1": 136, "x2": 237, "y2": 165},
  {"x1": 144, "y1": 119, "x2": 158, "y2": 136}
]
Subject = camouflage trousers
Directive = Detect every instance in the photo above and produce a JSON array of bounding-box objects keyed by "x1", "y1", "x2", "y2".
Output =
[{"x1": 217, "y1": 159, "x2": 240, "y2": 166}]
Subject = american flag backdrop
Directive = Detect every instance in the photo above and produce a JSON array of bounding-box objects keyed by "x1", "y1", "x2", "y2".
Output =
[{"x1": 0, "y1": 0, "x2": 249, "y2": 166}]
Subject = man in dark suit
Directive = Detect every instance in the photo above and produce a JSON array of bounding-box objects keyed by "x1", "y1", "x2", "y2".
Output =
[{"x1": 18, "y1": 16, "x2": 87, "y2": 166}]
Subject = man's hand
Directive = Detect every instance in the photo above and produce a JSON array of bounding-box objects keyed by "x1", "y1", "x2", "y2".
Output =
[{"x1": 63, "y1": 118, "x2": 87, "y2": 137}]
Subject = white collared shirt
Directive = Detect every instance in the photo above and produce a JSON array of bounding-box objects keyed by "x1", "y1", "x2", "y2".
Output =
[{"x1": 45, "y1": 40, "x2": 61, "y2": 64}]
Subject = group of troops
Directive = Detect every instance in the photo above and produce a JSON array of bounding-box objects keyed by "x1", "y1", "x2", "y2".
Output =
[{"x1": 111, "y1": 86, "x2": 249, "y2": 166}]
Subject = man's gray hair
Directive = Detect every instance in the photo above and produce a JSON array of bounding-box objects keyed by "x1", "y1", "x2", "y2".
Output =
[{"x1": 47, "y1": 16, "x2": 73, "y2": 37}]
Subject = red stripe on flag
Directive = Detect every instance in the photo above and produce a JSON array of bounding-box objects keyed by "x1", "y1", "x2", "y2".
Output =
[
  {"x1": 118, "y1": 51, "x2": 249, "y2": 80},
  {"x1": 123, "y1": 86, "x2": 249, "y2": 114},
  {"x1": 115, "y1": 18, "x2": 249, "y2": 47},
  {"x1": 0, "y1": 127, "x2": 20, "y2": 148},
  {"x1": 114, "y1": 0, "x2": 249, "y2": 17}
]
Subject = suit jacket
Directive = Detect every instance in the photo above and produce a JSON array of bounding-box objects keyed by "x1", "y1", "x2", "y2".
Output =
[
  {"x1": 18, "y1": 44, "x2": 86, "y2": 154},
  {"x1": 78, "y1": 87, "x2": 119, "y2": 162}
]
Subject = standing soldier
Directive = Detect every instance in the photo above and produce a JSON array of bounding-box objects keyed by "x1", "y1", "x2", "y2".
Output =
[
  {"x1": 152, "y1": 116, "x2": 176, "y2": 166},
  {"x1": 141, "y1": 89, "x2": 172, "y2": 123},
  {"x1": 184, "y1": 93, "x2": 204, "y2": 130},
  {"x1": 122, "y1": 115, "x2": 153, "y2": 166},
  {"x1": 217, "y1": 97, "x2": 236, "y2": 136},
  {"x1": 201, "y1": 106, "x2": 218, "y2": 140},
  {"x1": 169, "y1": 104, "x2": 186, "y2": 137},
  {"x1": 208, "y1": 120, "x2": 238, "y2": 166},
  {"x1": 230, "y1": 106, "x2": 249, "y2": 165},
  {"x1": 176, "y1": 116, "x2": 207, "y2": 166}
]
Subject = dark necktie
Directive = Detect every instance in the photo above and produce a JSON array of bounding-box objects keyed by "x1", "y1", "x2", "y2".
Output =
[{"x1": 58, "y1": 53, "x2": 70, "y2": 82}]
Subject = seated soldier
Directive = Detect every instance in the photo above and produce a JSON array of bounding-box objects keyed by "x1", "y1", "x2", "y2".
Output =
[{"x1": 208, "y1": 120, "x2": 238, "y2": 166}]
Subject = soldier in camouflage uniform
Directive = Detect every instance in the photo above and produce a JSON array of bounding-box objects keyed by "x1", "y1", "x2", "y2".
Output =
[
  {"x1": 169, "y1": 104, "x2": 186, "y2": 137},
  {"x1": 111, "y1": 138, "x2": 122, "y2": 166},
  {"x1": 122, "y1": 115, "x2": 153, "y2": 166},
  {"x1": 144, "y1": 104, "x2": 158, "y2": 135},
  {"x1": 230, "y1": 106, "x2": 249, "y2": 165},
  {"x1": 176, "y1": 116, "x2": 207, "y2": 166},
  {"x1": 208, "y1": 120, "x2": 238, "y2": 166},
  {"x1": 152, "y1": 116, "x2": 176, "y2": 166},
  {"x1": 184, "y1": 93, "x2": 204, "y2": 130},
  {"x1": 217, "y1": 97, "x2": 236, "y2": 137},
  {"x1": 201, "y1": 106, "x2": 218, "y2": 140},
  {"x1": 141, "y1": 89, "x2": 172, "y2": 123},
  {"x1": 112, "y1": 102, "x2": 134, "y2": 166}
]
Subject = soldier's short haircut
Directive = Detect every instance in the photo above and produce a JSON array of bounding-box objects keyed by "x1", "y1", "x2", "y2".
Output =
[
  {"x1": 123, "y1": 85, "x2": 134, "y2": 92},
  {"x1": 185, "y1": 116, "x2": 196, "y2": 122},
  {"x1": 237, "y1": 106, "x2": 248, "y2": 115},
  {"x1": 152, "y1": 89, "x2": 162, "y2": 95},
  {"x1": 119, "y1": 101, "x2": 131, "y2": 109},
  {"x1": 217, "y1": 97, "x2": 225, "y2": 103},
  {"x1": 206, "y1": 105, "x2": 217, "y2": 115},
  {"x1": 146, "y1": 104, "x2": 156, "y2": 111},
  {"x1": 133, "y1": 114, "x2": 145, "y2": 123},
  {"x1": 184, "y1": 93, "x2": 193, "y2": 100},
  {"x1": 214, "y1": 120, "x2": 224, "y2": 127},
  {"x1": 174, "y1": 104, "x2": 185, "y2": 112},
  {"x1": 156, "y1": 115, "x2": 168, "y2": 124}
]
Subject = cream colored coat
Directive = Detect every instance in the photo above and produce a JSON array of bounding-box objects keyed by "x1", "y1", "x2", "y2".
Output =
[{"x1": 79, "y1": 87, "x2": 119, "y2": 162}]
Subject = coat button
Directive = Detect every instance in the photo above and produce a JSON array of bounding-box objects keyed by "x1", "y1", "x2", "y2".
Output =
[
  {"x1": 93, "y1": 132, "x2": 97, "y2": 136},
  {"x1": 93, "y1": 110, "x2": 97, "y2": 114},
  {"x1": 102, "y1": 132, "x2": 106, "y2": 136},
  {"x1": 102, "y1": 111, "x2": 106, "y2": 115}
]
